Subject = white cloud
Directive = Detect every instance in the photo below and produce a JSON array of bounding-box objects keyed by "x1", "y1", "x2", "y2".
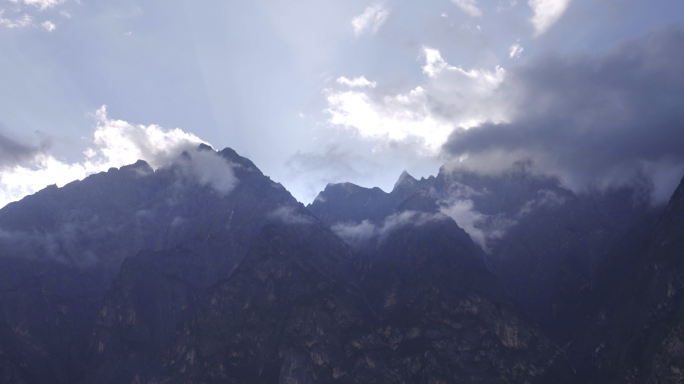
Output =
[
  {"x1": 336, "y1": 76, "x2": 377, "y2": 88},
  {"x1": 441, "y1": 12, "x2": 448, "y2": 18},
  {"x1": 451, "y1": 0, "x2": 482, "y2": 17},
  {"x1": 0, "y1": 106, "x2": 237, "y2": 208},
  {"x1": 352, "y1": 5, "x2": 389, "y2": 37},
  {"x1": 9, "y1": 0, "x2": 65, "y2": 11},
  {"x1": 509, "y1": 42, "x2": 523, "y2": 58},
  {"x1": 59, "y1": 10, "x2": 70, "y2": 18},
  {"x1": 528, "y1": 0, "x2": 571, "y2": 36},
  {"x1": 497, "y1": 0, "x2": 518, "y2": 12},
  {"x1": 325, "y1": 47, "x2": 507, "y2": 152},
  {"x1": 269, "y1": 206, "x2": 315, "y2": 225},
  {"x1": 41, "y1": 20, "x2": 55, "y2": 32},
  {"x1": 439, "y1": 198, "x2": 519, "y2": 252},
  {"x1": 439, "y1": 200, "x2": 488, "y2": 249},
  {"x1": 331, "y1": 211, "x2": 447, "y2": 248},
  {"x1": 0, "y1": 11, "x2": 34, "y2": 28}
]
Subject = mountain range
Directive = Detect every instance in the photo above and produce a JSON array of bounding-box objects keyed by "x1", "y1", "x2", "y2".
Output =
[{"x1": 0, "y1": 144, "x2": 682, "y2": 383}]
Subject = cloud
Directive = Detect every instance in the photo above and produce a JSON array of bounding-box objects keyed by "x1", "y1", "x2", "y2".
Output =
[
  {"x1": 41, "y1": 20, "x2": 54, "y2": 32},
  {"x1": 497, "y1": 0, "x2": 518, "y2": 12},
  {"x1": 59, "y1": 10, "x2": 70, "y2": 18},
  {"x1": 8, "y1": 0, "x2": 65, "y2": 11},
  {"x1": 331, "y1": 211, "x2": 447, "y2": 248},
  {"x1": 439, "y1": 199, "x2": 494, "y2": 250},
  {"x1": 173, "y1": 147, "x2": 238, "y2": 197},
  {"x1": 443, "y1": 26, "x2": 684, "y2": 204},
  {"x1": 325, "y1": 47, "x2": 507, "y2": 152},
  {"x1": 0, "y1": 130, "x2": 50, "y2": 169},
  {"x1": 509, "y1": 42, "x2": 523, "y2": 58},
  {"x1": 0, "y1": 106, "x2": 236, "y2": 208},
  {"x1": 352, "y1": 5, "x2": 389, "y2": 37},
  {"x1": 451, "y1": 0, "x2": 482, "y2": 18},
  {"x1": 336, "y1": 76, "x2": 377, "y2": 88},
  {"x1": 269, "y1": 205, "x2": 315, "y2": 225},
  {"x1": 528, "y1": 0, "x2": 571, "y2": 36},
  {"x1": 0, "y1": 11, "x2": 34, "y2": 28}
]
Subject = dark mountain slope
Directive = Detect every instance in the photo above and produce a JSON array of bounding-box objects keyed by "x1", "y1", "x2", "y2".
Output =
[
  {"x1": 309, "y1": 165, "x2": 660, "y2": 342},
  {"x1": 568, "y1": 175, "x2": 684, "y2": 384},
  {"x1": 154, "y1": 198, "x2": 564, "y2": 383},
  {"x1": 0, "y1": 145, "x2": 302, "y2": 384},
  {"x1": 354, "y1": 215, "x2": 563, "y2": 383}
]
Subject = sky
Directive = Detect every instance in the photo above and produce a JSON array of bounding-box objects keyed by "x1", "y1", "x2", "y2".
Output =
[{"x1": 0, "y1": 0, "x2": 683, "y2": 207}]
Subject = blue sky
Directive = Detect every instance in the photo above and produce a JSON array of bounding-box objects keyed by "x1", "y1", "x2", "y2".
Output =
[{"x1": 1, "y1": 0, "x2": 683, "y2": 206}]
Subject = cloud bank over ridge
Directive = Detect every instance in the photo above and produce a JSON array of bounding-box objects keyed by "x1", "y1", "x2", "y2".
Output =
[
  {"x1": 444, "y1": 26, "x2": 684, "y2": 203},
  {"x1": 0, "y1": 106, "x2": 236, "y2": 208}
]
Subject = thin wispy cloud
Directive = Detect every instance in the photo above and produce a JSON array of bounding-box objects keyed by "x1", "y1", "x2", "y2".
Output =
[
  {"x1": 352, "y1": 4, "x2": 389, "y2": 37},
  {"x1": 451, "y1": 0, "x2": 482, "y2": 18},
  {"x1": 9, "y1": 0, "x2": 65, "y2": 11},
  {"x1": 497, "y1": 0, "x2": 518, "y2": 12},
  {"x1": 41, "y1": 20, "x2": 55, "y2": 32},
  {"x1": 336, "y1": 76, "x2": 377, "y2": 88},
  {"x1": 0, "y1": 11, "x2": 34, "y2": 28},
  {"x1": 528, "y1": 0, "x2": 571, "y2": 36}
]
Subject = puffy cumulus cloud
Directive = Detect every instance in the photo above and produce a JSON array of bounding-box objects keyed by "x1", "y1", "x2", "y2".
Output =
[
  {"x1": 443, "y1": 26, "x2": 684, "y2": 204},
  {"x1": 451, "y1": 0, "x2": 482, "y2": 18},
  {"x1": 85, "y1": 106, "x2": 204, "y2": 169},
  {"x1": 352, "y1": 4, "x2": 389, "y2": 37},
  {"x1": 41, "y1": 20, "x2": 54, "y2": 31},
  {"x1": 528, "y1": 0, "x2": 571, "y2": 36},
  {"x1": 325, "y1": 47, "x2": 507, "y2": 152},
  {"x1": 0, "y1": 11, "x2": 34, "y2": 28},
  {"x1": 8, "y1": 0, "x2": 65, "y2": 11},
  {"x1": 0, "y1": 106, "x2": 237, "y2": 208},
  {"x1": 336, "y1": 76, "x2": 376, "y2": 88},
  {"x1": 332, "y1": 211, "x2": 447, "y2": 248}
]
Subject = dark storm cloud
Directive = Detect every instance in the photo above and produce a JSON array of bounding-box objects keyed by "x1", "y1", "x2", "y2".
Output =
[
  {"x1": 443, "y1": 26, "x2": 684, "y2": 203},
  {"x1": 0, "y1": 129, "x2": 49, "y2": 169}
]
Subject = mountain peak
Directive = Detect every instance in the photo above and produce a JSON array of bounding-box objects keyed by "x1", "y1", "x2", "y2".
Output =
[
  {"x1": 392, "y1": 170, "x2": 417, "y2": 191},
  {"x1": 198, "y1": 143, "x2": 215, "y2": 152}
]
